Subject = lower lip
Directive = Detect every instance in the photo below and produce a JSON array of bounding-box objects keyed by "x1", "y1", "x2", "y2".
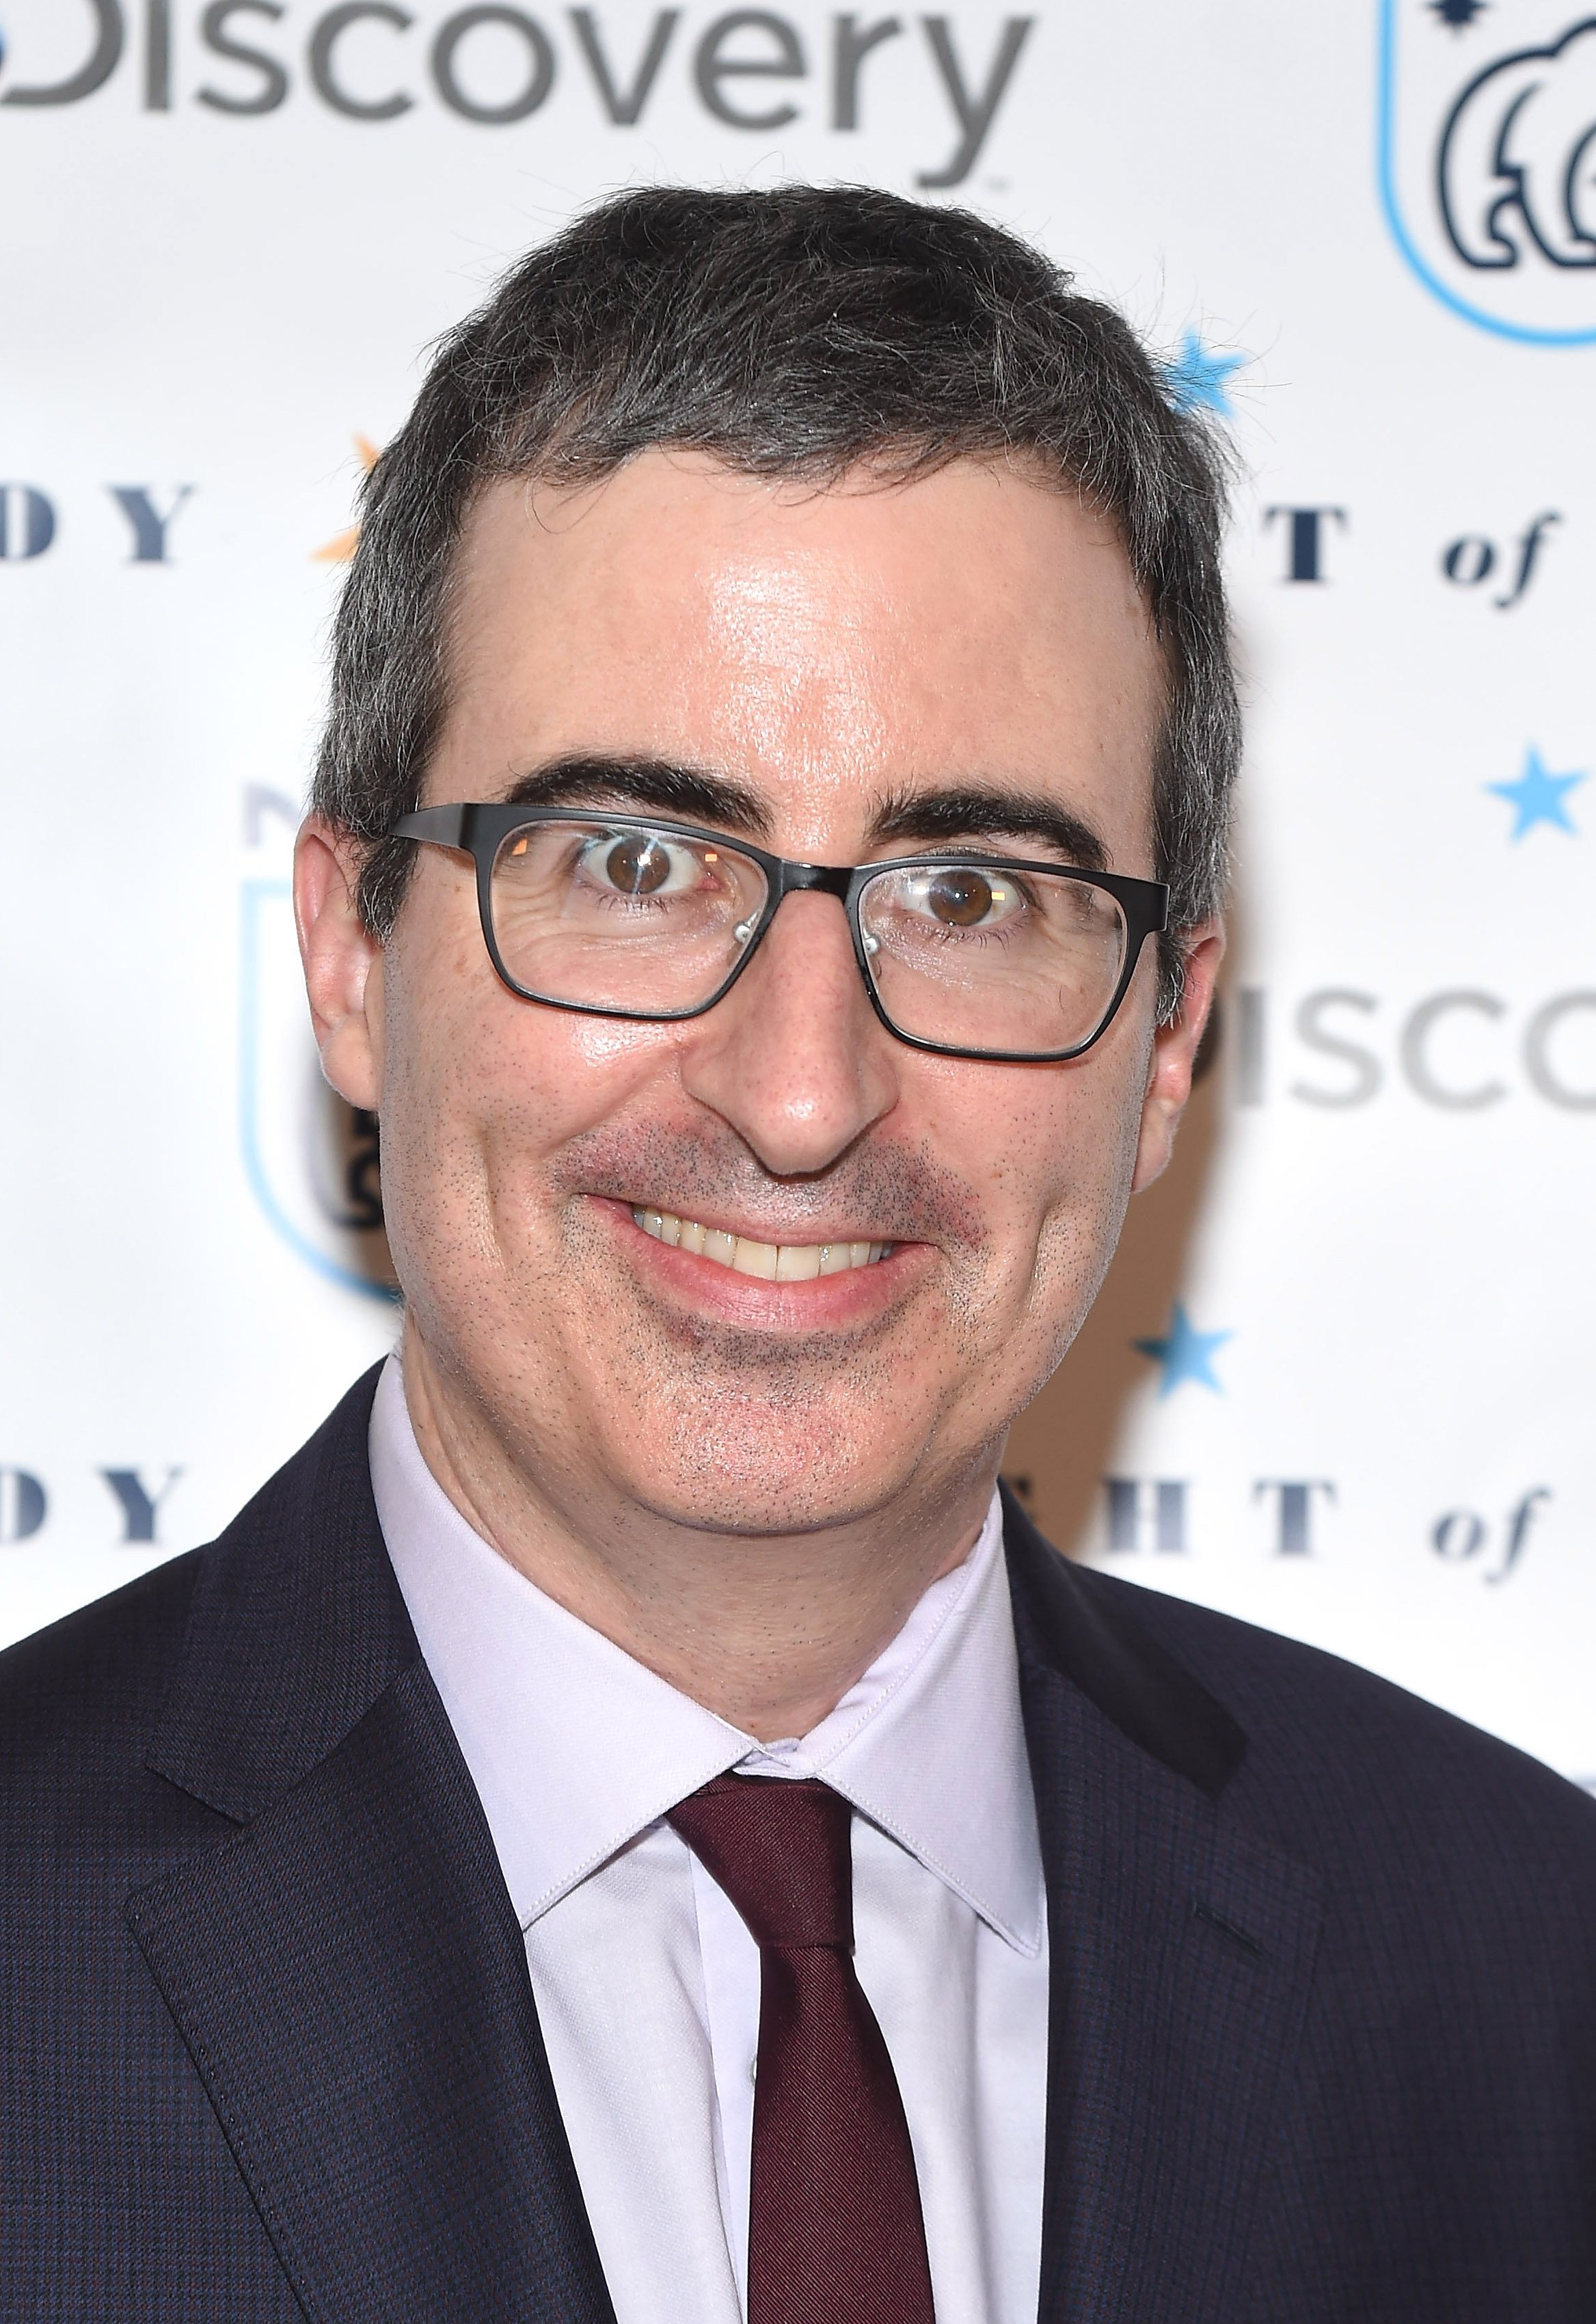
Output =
[{"x1": 591, "y1": 1198, "x2": 927, "y2": 1329}]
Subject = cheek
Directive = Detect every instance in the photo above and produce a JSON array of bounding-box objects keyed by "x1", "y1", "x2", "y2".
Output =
[
  {"x1": 960, "y1": 1046, "x2": 1150, "y2": 1320},
  {"x1": 1029, "y1": 1059, "x2": 1150, "y2": 1306},
  {"x1": 374, "y1": 907, "x2": 674, "y2": 1246}
]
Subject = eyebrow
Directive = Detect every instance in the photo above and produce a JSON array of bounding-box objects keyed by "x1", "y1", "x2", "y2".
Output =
[
  {"x1": 499, "y1": 757, "x2": 1109, "y2": 871},
  {"x1": 503, "y1": 755, "x2": 773, "y2": 838},
  {"x1": 867, "y1": 785, "x2": 1109, "y2": 871}
]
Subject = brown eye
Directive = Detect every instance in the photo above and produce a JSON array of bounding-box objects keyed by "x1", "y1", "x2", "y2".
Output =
[
  {"x1": 925, "y1": 868, "x2": 996, "y2": 927},
  {"x1": 605, "y1": 836, "x2": 671, "y2": 895}
]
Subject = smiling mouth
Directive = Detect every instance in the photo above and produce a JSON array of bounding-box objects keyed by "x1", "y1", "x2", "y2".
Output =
[{"x1": 630, "y1": 1206, "x2": 895, "y2": 1282}]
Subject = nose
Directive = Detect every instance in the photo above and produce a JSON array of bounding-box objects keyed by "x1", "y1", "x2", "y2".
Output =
[{"x1": 677, "y1": 889, "x2": 901, "y2": 1176}]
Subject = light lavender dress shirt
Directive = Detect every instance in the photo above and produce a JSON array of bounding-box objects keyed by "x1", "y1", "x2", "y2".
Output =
[{"x1": 369, "y1": 1355, "x2": 1048, "y2": 2324}]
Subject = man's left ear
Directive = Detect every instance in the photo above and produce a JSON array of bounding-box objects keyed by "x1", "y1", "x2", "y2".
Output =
[{"x1": 1131, "y1": 921, "x2": 1225, "y2": 1193}]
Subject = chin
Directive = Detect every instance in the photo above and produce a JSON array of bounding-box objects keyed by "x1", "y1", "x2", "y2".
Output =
[{"x1": 603, "y1": 1416, "x2": 923, "y2": 1539}]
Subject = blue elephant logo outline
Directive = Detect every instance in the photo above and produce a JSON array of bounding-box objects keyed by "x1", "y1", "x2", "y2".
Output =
[
  {"x1": 1377, "y1": 0, "x2": 1596, "y2": 342},
  {"x1": 1439, "y1": 16, "x2": 1596, "y2": 269}
]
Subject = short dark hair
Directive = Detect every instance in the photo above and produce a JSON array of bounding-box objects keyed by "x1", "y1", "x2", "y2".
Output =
[{"x1": 314, "y1": 185, "x2": 1239, "y2": 1015}]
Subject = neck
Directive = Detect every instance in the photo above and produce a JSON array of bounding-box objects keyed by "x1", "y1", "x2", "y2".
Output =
[{"x1": 397, "y1": 1326, "x2": 996, "y2": 1741}]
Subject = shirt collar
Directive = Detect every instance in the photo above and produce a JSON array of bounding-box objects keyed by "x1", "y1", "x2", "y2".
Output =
[{"x1": 370, "y1": 1356, "x2": 1042, "y2": 1956}]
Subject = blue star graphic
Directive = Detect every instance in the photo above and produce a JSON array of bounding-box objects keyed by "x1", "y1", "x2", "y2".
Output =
[
  {"x1": 1486, "y1": 747, "x2": 1586, "y2": 840},
  {"x1": 1165, "y1": 329, "x2": 1249, "y2": 419},
  {"x1": 1133, "y1": 1303, "x2": 1234, "y2": 1398}
]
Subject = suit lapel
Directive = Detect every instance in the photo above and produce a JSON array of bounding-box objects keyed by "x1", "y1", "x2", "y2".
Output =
[
  {"x1": 131, "y1": 1370, "x2": 615, "y2": 2324},
  {"x1": 1004, "y1": 1494, "x2": 1323, "y2": 2324}
]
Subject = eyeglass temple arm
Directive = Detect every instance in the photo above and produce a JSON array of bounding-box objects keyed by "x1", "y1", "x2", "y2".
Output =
[{"x1": 392, "y1": 806, "x2": 471, "y2": 846}]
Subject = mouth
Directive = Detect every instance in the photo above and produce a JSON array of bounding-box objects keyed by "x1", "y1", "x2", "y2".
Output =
[{"x1": 630, "y1": 1206, "x2": 895, "y2": 1283}]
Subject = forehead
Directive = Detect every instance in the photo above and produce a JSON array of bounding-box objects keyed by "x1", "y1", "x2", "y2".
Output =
[{"x1": 436, "y1": 450, "x2": 1165, "y2": 862}]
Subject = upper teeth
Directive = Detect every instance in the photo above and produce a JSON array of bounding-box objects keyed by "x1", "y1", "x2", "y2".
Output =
[{"x1": 632, "y1": 1208, "x2": 891, "y2": 1282}]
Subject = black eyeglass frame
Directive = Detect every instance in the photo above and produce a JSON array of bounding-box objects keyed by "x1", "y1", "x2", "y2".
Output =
[{"x1": 392, "y1": 802, "x2": 1170, "y2": 1064}]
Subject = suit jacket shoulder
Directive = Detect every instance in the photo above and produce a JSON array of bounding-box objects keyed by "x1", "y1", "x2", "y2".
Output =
[
  {"x1": 0, "y1": 1369, "x2": 413, "y2": 1809},
  {"x1": 1064, "y1": 1532, "x2": 1596, "y2": 1866}
]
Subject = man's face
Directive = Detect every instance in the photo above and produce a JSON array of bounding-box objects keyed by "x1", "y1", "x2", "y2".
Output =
[{"x1": 304, "y1": 452, "x2": 1217, "y2": 1539}]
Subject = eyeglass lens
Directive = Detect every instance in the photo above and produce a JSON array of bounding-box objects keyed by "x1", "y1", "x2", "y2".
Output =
[{"x1": 488, "y1": 818, "x2": 1129, "y2": 1055}]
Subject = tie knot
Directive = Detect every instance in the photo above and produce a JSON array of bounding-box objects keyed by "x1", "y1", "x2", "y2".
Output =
[{"x1": 668, "y1": 1774, "x2": 854, "y2": 1951}]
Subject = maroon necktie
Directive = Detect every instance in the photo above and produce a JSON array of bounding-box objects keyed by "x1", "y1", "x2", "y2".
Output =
[{"x1": 668, "y1": 1774, "x2": 936, "y2": 2324}]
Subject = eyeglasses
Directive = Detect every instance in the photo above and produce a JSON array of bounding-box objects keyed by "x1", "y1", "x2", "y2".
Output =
[{"x1": 392, "y1": 803, "x2": 1168, "y2": 1064}]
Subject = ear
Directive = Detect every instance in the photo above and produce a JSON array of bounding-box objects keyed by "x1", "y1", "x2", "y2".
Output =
[
  {"x1": 1131, "y1": 921, "x2": 1225, "y2": 1193},
  {"x1": 294, "y1": 817, "x2": 384, "y2": 1111}
]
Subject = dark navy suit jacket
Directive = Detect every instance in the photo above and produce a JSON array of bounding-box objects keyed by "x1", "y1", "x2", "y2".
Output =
[{"x1": 5, "y1": 1366, "x2": 1595, "y2": 2321}]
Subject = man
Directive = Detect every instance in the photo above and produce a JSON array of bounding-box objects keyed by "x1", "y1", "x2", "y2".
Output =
[{"x1": 3, "y1": 187, "x2": 1593, "y2": 2324}]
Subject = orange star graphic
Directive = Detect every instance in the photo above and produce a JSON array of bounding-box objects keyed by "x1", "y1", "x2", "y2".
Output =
[{"x1": 313, "y1": 435, "x2": 382, "y2": 563}]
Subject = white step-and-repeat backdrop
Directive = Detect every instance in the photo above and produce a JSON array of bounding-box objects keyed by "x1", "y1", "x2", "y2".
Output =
[{"x1": 2, "y1": 0, "x2": 1591, "y2": 1777}]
